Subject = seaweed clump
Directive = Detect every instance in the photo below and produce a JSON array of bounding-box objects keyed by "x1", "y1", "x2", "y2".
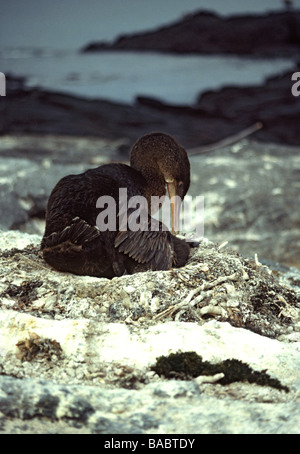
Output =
[
  {"x1": 16, "y1": 332, "x2": 63, "y2": 362},
  {"x1": 151, "y1": 351, "x2": 289, "y2": 393},
  {"x1": 1, "y1": 279, "x2": 43, "y2": 308}
]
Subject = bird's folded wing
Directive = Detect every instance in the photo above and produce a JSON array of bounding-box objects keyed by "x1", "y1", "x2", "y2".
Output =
[
  {"x1": 41, "y1": 217, "x2": 101, "y2": 249},
  {"x1": 114, "y1": 218, "x2": 174, "y2": 271}
]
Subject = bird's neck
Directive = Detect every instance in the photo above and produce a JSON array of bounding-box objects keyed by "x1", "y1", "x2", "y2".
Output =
[{"x1": 132, "y1": 163, "x2": 167, "y2": 213}]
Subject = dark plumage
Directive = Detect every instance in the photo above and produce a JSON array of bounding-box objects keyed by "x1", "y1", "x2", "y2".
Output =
[{"x1": 41, "y1": 132, "x2": 192, "y2": 278}]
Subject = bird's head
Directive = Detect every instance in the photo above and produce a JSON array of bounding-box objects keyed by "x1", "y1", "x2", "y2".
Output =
[{"x1": 130, "y1": 132, "x2": 190, "y2": 234}]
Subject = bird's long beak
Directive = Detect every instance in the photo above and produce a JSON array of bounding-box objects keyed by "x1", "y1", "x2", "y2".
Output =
[{"x1": 167, "y1": 181, "x2": 181, "y2": 235}]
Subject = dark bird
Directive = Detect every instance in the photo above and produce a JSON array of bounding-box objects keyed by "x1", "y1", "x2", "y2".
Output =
[{"x1": 41, "y1": 132, "x2": 192, "y2": 278}]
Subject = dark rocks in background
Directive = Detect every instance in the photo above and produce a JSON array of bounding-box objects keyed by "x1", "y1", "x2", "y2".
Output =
[
  {"x1": 0, "y1": 76, "x2": 244, "y2": 148},
  {"x1": 195, "y1": 69, "x2": 300, "y2": 145},
  {"x1": 82, "y1": 10, "x2": 300, "y2": 58},
  {"x1": 2, "y1": 65, "x2": 300, "y2": 147}
]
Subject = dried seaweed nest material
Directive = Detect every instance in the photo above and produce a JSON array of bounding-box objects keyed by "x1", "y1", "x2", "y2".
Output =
[
  {"x1": 0, "y1": 237, "x2": 299, "y2": 339},
  {"x1": 154, "y1": 243, "x2": 300, "y2": 337}
]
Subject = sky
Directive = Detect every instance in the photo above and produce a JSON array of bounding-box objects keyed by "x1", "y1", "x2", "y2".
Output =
[{"x1": 0, "y1": 0, "x2": 295, "y2": 49}]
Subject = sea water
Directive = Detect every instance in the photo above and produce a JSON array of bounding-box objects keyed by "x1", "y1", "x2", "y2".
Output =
[{"x1": 0, "y1": 48, "x2": 294, "y2": 104}]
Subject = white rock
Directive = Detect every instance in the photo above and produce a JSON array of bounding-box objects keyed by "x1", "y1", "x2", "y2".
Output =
[{"x1": 0, "y1": 230, "x2": 41, "y2": 250}]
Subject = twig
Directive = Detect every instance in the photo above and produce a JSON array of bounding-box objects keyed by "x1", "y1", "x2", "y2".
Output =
[
  {"x1": 194, "y1": 372, "x2": 225, "y2": 385},
  {"x1": 154, "y1": 272, "x2": 239, "y2": 321},
  {"x1": 19, "y1": 254, "x2": 51, "y2": 272},
  {"x1": 218, "y1": 241, "x2": 229, "y2": 251},
  {"x1": 187, "y1": 122, "x2": 263, "y2": 156}
]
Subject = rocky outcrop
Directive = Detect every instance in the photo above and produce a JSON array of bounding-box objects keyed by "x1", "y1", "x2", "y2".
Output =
[
  {"x1": 195, "y1": 69, "x2": 300, "y2": 145},
  {"x1": 82, "y1": 10, "x2": 300, "y2": 58},
  {"x1": 1, "y1": 75, "x2": 256, "y2": 147},
  {"x1": 0, "y1": 228, "x2": 299, "y2": 434},
  {"x1": 3, "y1": 66, "x2": 300, "y2": 147}
]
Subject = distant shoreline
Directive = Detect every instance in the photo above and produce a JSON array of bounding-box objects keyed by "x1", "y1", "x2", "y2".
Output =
[{"x1": 81, "y1": 10, "x2": 300, "y2": 59}]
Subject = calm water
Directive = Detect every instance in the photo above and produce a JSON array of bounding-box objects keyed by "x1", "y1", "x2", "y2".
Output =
[{"x1": 0, "y1": 49, "x2": 294, "y2": 105}]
